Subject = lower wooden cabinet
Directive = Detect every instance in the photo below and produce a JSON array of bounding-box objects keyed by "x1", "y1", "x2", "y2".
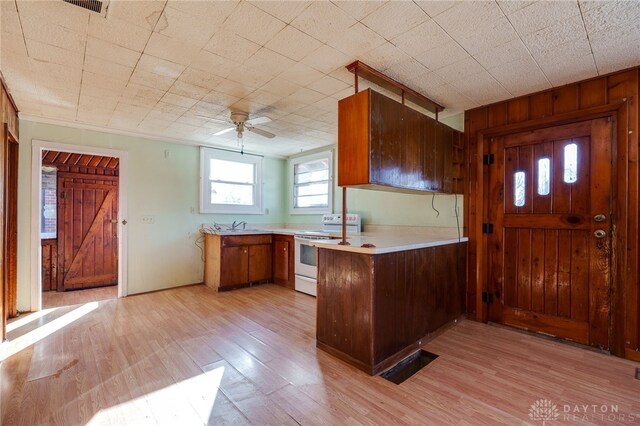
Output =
[
  {"x1": 204, "y1": 234, "x2": 272, "y2": 291},
  {"x1": 272, "y1": 234, "x2": 294, "y2": 289}
]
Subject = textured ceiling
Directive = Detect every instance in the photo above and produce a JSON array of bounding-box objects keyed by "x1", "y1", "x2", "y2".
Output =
[{"x1": 1, "y1": 0, "x2": 639, "y2": 156}]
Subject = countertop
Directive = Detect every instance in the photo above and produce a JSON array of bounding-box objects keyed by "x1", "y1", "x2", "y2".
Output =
[
  {"x1": 200, "y1": 227, "x2": 311, "y2": 236},
  {"x1": 308, "y1": 233, "x2": 467, "y2": 254}
]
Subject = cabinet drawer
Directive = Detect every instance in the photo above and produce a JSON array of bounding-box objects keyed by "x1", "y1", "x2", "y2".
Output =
[{"x1": 222, "y1": 234, "x2": 272, "y2": 247}]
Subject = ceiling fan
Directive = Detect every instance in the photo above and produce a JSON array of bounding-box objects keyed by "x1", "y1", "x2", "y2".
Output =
[{"x1": 196, "y1": 111, "x2": 275, "y2": 154}]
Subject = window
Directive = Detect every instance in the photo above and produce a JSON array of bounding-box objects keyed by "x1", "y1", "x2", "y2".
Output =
[
  {"x1": 514, "y1": 171, "x2": 525, "y2": 207},
  {"x1": 290, "y1": 151, "x2": 333, "y2": 214},
  {"x1": 537, "y1": 158, "x2": 550, "y2": 196},
  {"x1": 563, "y1": 143, "x2": 578, "y2": 183},
  {"x1": 41, "y1": 166, "x2": 57, "y2": 238},
  {"x1": 200, "y1": 147, "x2": 263, "y2": 214}
]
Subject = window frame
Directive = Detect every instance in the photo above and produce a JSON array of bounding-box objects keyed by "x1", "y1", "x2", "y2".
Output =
[
  {"x1": 289, "y1": 150, "x2": 333, "y2": 215},
  {"x1": 199, "y1": 147, "x2": 263, "y2": 215}
]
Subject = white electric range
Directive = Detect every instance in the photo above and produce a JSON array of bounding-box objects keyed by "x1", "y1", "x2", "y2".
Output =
[{"x1": 293, "y1": 214, "x2": 361, "y2": 296}]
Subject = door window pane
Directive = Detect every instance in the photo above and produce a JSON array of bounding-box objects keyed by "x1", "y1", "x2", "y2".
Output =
[
  {"x1": 514, "y1": 171, "x2": 525, "y2": 207},
  {"x1": 537, "y1": 158, "x2": 550, "y2": 195},
  {"x1": 563, "y1": 143, "x2": 578, "y2": 183}
]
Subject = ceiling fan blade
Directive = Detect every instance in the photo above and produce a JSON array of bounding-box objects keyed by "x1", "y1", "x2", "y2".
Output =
[
  {"x1": 213, "y1": 127, "x2": 236, "y2": 136},
  {"x1": 247, "y1": 126, "x2": 275, "y2": 139},
  {"x1": 246, "y1": 116, "x2": 271, "y2": 126}
]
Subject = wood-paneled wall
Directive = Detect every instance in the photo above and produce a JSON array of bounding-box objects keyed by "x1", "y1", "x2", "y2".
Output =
[
  {"x1": 0, "y1": 73, "x2": 19, "y2": 340},
  {"x1": 464, "y1": 67, "x2": 639, "y2": 360},
  {"x1": 41, "y1": 239, "x2": 58, "y2": 292}
]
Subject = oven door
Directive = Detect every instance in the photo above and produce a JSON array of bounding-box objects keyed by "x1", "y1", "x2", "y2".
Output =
[{"x1": 294, "y1": 238, "x2": 318, "y2": 279}]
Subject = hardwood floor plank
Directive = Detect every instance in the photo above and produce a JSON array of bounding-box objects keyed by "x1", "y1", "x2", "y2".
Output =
[{"x1": 2, "y1": 284, "x2": 639, "y2": 426}]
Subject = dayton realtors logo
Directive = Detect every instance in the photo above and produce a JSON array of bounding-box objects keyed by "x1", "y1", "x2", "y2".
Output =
[
  {"x1": 529, "y1": 399, "x2": 560, "y2": 425},
  {"x1": 529, "y1": 399, "x2": 640, "y2": 424}
]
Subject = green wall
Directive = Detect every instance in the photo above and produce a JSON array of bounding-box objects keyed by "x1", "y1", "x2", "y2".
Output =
[{"x1": 17, "y1": 120, "x2": 286, "y2": 312}]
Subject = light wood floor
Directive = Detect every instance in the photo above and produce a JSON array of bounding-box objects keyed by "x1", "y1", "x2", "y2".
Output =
[
  {"x1": 42, "y1": 285, "x2": 118, "y2": 309},
  {"x1": 1, "y1": 284, "x2": 638, "y2": 425}
]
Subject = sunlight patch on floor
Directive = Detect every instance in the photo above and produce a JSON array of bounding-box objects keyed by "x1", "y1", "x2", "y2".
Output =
[
  {"x1": 0, "y1": 302, "x2": 99, "y2": 361},
  {"x1": 6, "y1": 307, "x2": 58, "y2": 333},
  {"x1": 86, "y1": 366, "x2": 226, "y2": 425}
]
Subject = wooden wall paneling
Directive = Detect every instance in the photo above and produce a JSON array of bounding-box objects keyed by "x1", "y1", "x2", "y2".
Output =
[
  {"x1": 4, "y1": 131, "x2": 18, "y2": 317},
  {"x1": 41, "y1": 239, "x2": 58, "y2": 292},
  {"x1": 465, "y1": 66, "x2": 639, "y2": 359}
]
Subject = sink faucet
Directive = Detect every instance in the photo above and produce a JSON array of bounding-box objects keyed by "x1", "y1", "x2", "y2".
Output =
[{"x1": 231, "y1": 220, "x2": 247, "y2": 231}]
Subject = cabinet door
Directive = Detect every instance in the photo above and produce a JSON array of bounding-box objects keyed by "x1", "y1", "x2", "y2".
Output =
[
  {"x1": 249, "y1": 244, "x2": 272, "y2": 282},
  {"x1": 370, "y1": 91, "x2": 404, "y2": 186},
  {"x1": 273, "y1": 238, "x2": 290, "y2": 284},
  {"x1": 220, "y1": 246, "x2": 248, "y2": 287}
]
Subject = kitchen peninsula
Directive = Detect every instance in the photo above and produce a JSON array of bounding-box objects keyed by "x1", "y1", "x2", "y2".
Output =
[{"x1": 312, "y1": 232, "x2": 467, "y2": 375}]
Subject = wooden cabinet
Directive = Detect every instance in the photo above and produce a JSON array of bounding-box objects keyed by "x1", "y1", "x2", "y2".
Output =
[
  {"x1": 317, "y1": 242, "x2": 467, "y2": 375},
  {"x1": 272, "y1": 234, "x2": 294, "y2": 289},
  {"x1": 204, "y1": 234, "x2": 272, "y2": 291},
  {"x1": 338, "y1": 88, "x2": 463, "y2": 194}
]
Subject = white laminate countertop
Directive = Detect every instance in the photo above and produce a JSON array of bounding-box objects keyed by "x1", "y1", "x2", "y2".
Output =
[
  {"x1": 308, "y1": 233, "x2": 468, "y2": 254},
  {"x1": 200, "y1": 228, "x2": 311, "y2": 237}
]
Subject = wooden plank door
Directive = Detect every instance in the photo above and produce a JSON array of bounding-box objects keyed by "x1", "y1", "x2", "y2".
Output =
[
  {"x1": 57, "y1": 175, "x2": 118, "y2": 291},
  {"x1": 487, "y1": 118, "x2": 612, "y2": 348}
]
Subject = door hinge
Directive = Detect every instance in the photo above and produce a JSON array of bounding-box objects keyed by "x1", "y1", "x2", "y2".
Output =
[
  {"x1": 482, "y1": 223, "x2": 494, "y2": 234},
  {"x1": 483, "y1": 153, "x2": 495, "y2": 165},
  {"x1": 482, "y1": 291, "x2": 493, "y2": 304}
]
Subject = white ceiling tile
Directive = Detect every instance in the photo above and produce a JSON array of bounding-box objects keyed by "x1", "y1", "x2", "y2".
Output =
[
  {"x1": 456, "y1": 16, "x2": 520, "y2": 55},
  {"x1": 17, "y1": 1, "x2": 89, "y2": 33},
  {"x1": 25, "y1": 39, "x2": 85, "y2": 68},
  {"x1": 332, "y1": 1, "x2": 384, "y2": 20},
  {"x1": 226, "y1": 66, "x2": 273, "y2": 90},
  {"x1": 160, "y1": 92, "x2": 198, "y2": 109},
  {"x1": 31, "y1": 61, "x2": 82, "y2": 88},
  {"x1": 583, "y1": 1, "x2": 640, "y2": 35},
  {"x1": 278, "y1": 63, "x2": 325, "y2": 87},
  {"x1": 496, "y1": 0, "x2": 536, "y2": 15},
  {"x1": 19, "y1": 15, "x2": 86, "y2": 53},
  {"x1": 507, "y1": 1, "x2": 581, "y2": 36},
  {"x1": 291, "y1": 2, "x2": 357, "y2": 44},
  {"x1": 433, "y1": 1, "x2": 504, "y2": 40},
  {"x1": 327, "y1": 22, "x2": 386, "y2": 57},
  {"x1": 384, "y1": 58, "x2": 431, "y2": 87},
  {"x1": 1, "y1": 1, "x2": 23, "y2": 35},
  {"x1": 306, "y1": 75, "x2": 351, "y2": 96},
  {"x1": 453, "y1": 71, "x2": 511, "y2": 104},
  {"x1": 81, "y1": 71, "x2": 128, "y2": 98},
  {"x1": 265, "y1": 26, "x2": 323, "y2": 62},
  {"x1": 152, "y1": 101, "x2": 188, "y2": 116},
  {"x1": 129, "y1": 68, "x2": 176, "y2": 92},
  {"x1": 222, "y1": 2, "x2": 287, "y2": 46},
  {"x1": 391, "y1": 19, "x2": 452, "y2": 56},
  {"x1": 84, "y1": 55, "x2": 134, "y2": 81},
  {"x1": 242, "y1": 90, "x2": 284, "y2": 106},
  {"x1": 88, "y1": 14, "x2": 150, "y2": 52},
  {"x1": 86, "y1": 37, "x2": 141, "y2": 68},
  {"x1": 539, "y1": 53, "x2": 598, "y2": 86},
  {"x1": 521, "y1": 15, "x2": 587, "y2": 56},
  {"x1": 473, "y1": 38, "x2": 531, "y2": 69},
  {"x1": 435, "y1": 56, "x2": 485, "y2": 84},
  {"x1": 201, "y1": 91, "x2": 241, "y2": 108},
  {"x1": 414, "y1": 1, "x2": 457, "y2": 18},
  {"x1": 360, "y1": 42, "x2": 412, "y2": 72},
  {"x1": 107, "y1": 0, "x2": 166, "y2": 31},
  {"x1": 530, "y1": 38, "x2": 592, "y2": 65},
  {"x1": 230, "y1": 98, "x2": 269, "y2": 115},
  {"x1": 259, "y1": 78, "x2": 303, "y2": 97},
  {"x1": 137, "y1": 117, "x2": 172, "y2": 132},
  {"x1": 243, "y1": 48, "x2": 297, "y2": 77},
  {"x1": 361, "y1": 2, "x2": 430, "y2": 40},
  {"x1": 189, "y1": 51, "x2": 237, "y2": 79},
  {"x1": 40, "y1": 105, "x2": 77, "y2": 120},
  {"x1": 249, "y1": 1, "x2": 312, "y2": 24},
  {"x1": 137, "y1": 54, "x2": 185, "y2": 78},
  {"x1": 120, "y1": 83, "x2": 165, "y2": 105},
  {"x1": 178, "y1": 67, "x2": 222, "y2": 91},
  {"x1": 214, "y1": 79, "x2": 255, "y2": 98},
  {"x1": 487, "y1": 57, "x2": 550, "y2": 96},
  {"x1": 144, "y1": 32, "x2": 200, "y2": 66},
  {"x1": 414, "y1": 41, "x2": 469, "y2": 70},
  {"x1": 76, "y1": 110, "x2": 111, "y2": 126},
  {"x1": 203, "y1": 29, "x2": 261, "y2": 63},
  {"x1": 79, "y1": 94, "x2": 117, "y2": 113},
  {"x1": 168, "y1": 81, "x2": 211, "y2": 100},
  {"x1": 167, "y1": 1, "x2": 239, "y2": 25},
  {"x1": 288, "y1": 87, "x2": 325, "y2": 104},
  {"x1": 300, "y1": 44, "x2": 352, "y2": 74},
  {"x1": 156, "y1": 5, "x2": 216, "y2": 47}
]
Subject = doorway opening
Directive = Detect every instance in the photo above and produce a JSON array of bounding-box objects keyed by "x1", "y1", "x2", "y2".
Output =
[
  {"x1": 40, "y1": 150, "x2": 120, "y2": 309},
  {"x1": 31, "y1": 140, "x2": 128, "y2": 312}
]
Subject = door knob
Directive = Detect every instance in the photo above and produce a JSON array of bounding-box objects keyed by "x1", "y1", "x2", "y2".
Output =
[
  {"x1": 593, "y1": 214, "x2": 606, "y2": 222},
  {"x1": 594, "y1": 229, "x2": 607, "y2": 239}
]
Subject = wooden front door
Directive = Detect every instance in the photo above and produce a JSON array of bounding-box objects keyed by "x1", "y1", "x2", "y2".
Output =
[
  {"x1": 487, "y1": 118, "x2": 612, "y2": 348},
  {"x1": 57, "y1": 174, "x2": 118, "y2": 291}
]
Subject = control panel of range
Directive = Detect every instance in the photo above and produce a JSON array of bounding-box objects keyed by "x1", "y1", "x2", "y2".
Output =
[{"x1": 321, "y1": 214, "x2": 361, "y2": 233}]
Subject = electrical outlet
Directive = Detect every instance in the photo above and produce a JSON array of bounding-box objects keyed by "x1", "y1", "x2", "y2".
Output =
[
  {"x1": 141, "y1": 215, "x2": 155, "y2": 224},
  {"x1": 190, "y1": 207, "x2": 195, "y2": 214}
]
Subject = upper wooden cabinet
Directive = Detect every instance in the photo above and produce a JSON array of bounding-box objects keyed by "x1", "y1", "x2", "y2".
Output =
[{"x1": 338, "y1": 89, "x2": 463, "y2": 194}]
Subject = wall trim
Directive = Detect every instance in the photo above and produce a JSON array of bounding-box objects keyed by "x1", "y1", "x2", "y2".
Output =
[{"x1": 30, "y1": 139, "x2": 129, "y2": 311}]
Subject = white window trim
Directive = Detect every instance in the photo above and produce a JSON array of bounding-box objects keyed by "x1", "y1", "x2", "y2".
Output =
[
  {"x1": 289, "y1": 150, "x2": 333, "y2": 215},
  {"x1": 200, "y1": 147, "x2": 263, "y2": 215}
]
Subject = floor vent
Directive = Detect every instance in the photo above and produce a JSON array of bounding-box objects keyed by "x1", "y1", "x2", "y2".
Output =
[
  {"x1": 380, "y1": 350, "x2": 439, "y2": 385},
  {"x1": 63, "y1": 0, "x2": 106, "y2": 15}
]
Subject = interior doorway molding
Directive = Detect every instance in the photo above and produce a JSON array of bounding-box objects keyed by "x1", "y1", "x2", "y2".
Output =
[{"x1": 30, "y1": 139, "x2": 128, "y2": 311}]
